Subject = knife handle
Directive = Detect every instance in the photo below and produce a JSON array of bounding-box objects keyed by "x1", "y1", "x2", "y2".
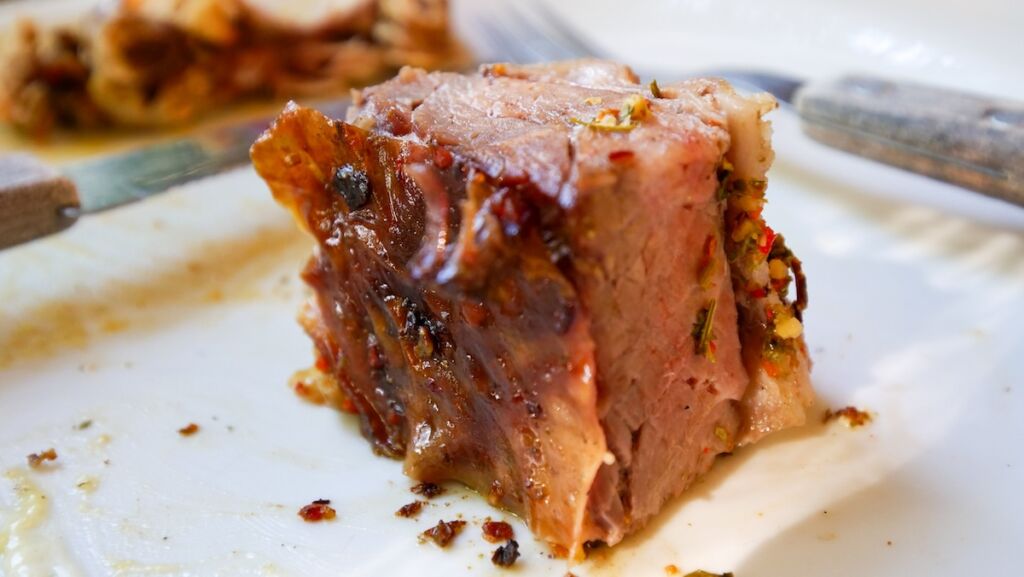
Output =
[
  {"x1": 794, "y1": 75, "x2": 1024, "y2": 207},
  {"x1": 0, "y1": 153, "x2": 81, "y2": 250}
]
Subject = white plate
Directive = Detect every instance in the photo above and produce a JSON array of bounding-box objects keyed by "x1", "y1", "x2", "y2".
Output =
[{"x1": 2, "y1": 1, "x2": 1023, "y2": 575}]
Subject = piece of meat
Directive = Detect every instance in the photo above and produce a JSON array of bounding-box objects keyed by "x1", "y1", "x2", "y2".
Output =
[
  {"x1": 0, "y1": 0, "x2": 466, "y2": 136},
  {"x1": 251, "y1": 59, "x2": 813, "y2": 557}
]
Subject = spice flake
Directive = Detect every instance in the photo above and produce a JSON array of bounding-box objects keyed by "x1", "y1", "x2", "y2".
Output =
[
  {"x1": 482, "y1": 520, "x2": 514, "y2": 543},
  {"x1": 692, "y1": 300, "x2": 718, "y2": 361},
  {"x1": 420, "y1": 519, "x2": 466, "y2": 547},
  {"x1": 298, "y1": 499, "x2": 337, "y2": 522},
  {"x1": 178, "y1": 423, "x2": 200, "y2": 436},
  {"x1": 27, "y1": 448, "x2": 57, "y2": 468},
  {"x1": 410, "y1": 481, "x2": 445, "y2": 499},
  {"x1": 650, "y1": 79, "x2": 663, "y2": 98},
  {"x1": 824, "y1": 406, "x2": 872, "y2": 428},
  {"x1": 396, "y1": 501, "x2": 426, "y2": 518},
  {"x1": 571, "y1": 94, "x2": 650, "y2": 132}
]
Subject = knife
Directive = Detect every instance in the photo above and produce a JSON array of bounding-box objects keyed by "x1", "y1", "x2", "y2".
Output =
[
  {"x1": 714, "y1": 71, "x2": 1024, "y2": 207},
  {"x1": 0, "y1": 99, "x2": 350, "y2": 251}
]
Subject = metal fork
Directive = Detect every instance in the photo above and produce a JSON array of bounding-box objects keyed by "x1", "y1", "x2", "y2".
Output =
[
  {"x1": 465, "y1": 1, "x2": 1024, "y2": 206},
  {"x1": 468, "y1": 2, "x2": 799, "y2": 100}
]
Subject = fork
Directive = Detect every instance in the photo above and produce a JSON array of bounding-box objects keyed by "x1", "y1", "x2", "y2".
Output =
[{"x1": 465, "y1": 2, "x2": 1024, "y2": 207}]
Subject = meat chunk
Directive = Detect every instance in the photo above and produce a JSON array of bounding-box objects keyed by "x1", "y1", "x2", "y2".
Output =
[
  {"x1": 0, "y1": 0, "x2": 465, "y2": 135},
  {"x1": 251, "y1": 59, "x2": 813, "y2": 557}
]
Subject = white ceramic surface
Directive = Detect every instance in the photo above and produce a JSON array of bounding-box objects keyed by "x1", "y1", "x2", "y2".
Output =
[{"x1": 1, "y1": 1, "x2": 1022, "y2": 576}]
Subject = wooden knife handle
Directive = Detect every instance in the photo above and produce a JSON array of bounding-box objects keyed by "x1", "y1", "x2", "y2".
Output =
[
  {"x1": 0, "y1": 153, "x2": 80, "y2": 250},
  {"x1": 794, "y1": 75, "x2": 1024, "y2": 207}
]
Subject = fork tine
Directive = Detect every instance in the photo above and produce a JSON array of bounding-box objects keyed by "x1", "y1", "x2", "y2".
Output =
[
  {"x1": 476, "y1": 17, "x2": 539, "y2": 63},
  {"x1": 469, "y1": 1, "x2": 604, "y2": 64},
  {"x1": 470, "y1": 6, "x2": 551, "y2": 63},
  {"x1": 502, "y1": 5, "x2": 586, "y2": 61},
  {"x1": 525, "y1": 2, "x2": 606, "y2": 59}
]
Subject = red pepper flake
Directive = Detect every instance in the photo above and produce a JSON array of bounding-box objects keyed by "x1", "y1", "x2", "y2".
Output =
[
  {"x1": 697, "y1": 235, "x2": 718, "y2": 289},
  {"x1": 748, "y1": 287, "x2": 767, "y2": 299},
  {"x1": 761, "y1": 359, "x2": 780, "y2": 378},
  {"x1": 485, "y1": 63, "x2": 508, "y2": 77},
  {"x1": 293, "y1": 381, "x2": 314, "y2": 400},
  {"x1": 665, "y1": 566, "x2": 680, "y2": 575},
  {"x1": 411, "y1": 482, "x2": 445, "y2": 498},
  {"x1": 758, "y1": 225, "x2": 777, "y2": 256},
  {"x1": 339, "y1": 397, "x2": 358, "y2": 414},
  {"x1": 433, "y1": 146, "x2": 454, "y2": 169},
  {"x1": 27, "y1": 448, "x2": 57, "y2": 468},
  {"x1": 420, "y1": 519, "x2": 466, "y2": 547},
  {"x1": 395, "y1": 500, "x2": 426, "y2": 518},
  {"x1": 178, "y1": 423, "x2": 199, "y2": 436},
  {"x1": 491, "y1": 539, "x2": 521, "y2": 567},
  {"x1": 314, "y1": 354, "x2": 330, "y2": 372},
  {"x1": 482, "y1": 520, "x2": 515, "y2": 543},
  {"x1": 823, "y1": 406, "x2": 872, "y2": 428},
  {"x1": 608, "y1": 149, "x2": 635, "y2": 163},
  {"x1": 298, "y1": 499, "x2": 337, "y2": 522}
]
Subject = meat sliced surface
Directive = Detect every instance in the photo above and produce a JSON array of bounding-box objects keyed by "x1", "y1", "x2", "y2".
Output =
[{"x1": 251, "y1": 59, "x2": 813, "y2": 556}]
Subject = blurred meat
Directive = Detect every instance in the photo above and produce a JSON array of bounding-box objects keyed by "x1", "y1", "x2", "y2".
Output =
[{"x1": 0, "y1": 0, "x2": 465, "y2": 136}]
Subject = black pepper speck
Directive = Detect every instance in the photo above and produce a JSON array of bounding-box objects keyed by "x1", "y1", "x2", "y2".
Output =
[
  {"x1": 333, "y1": 165, "x2": 371, "y2": 210},
  {"x1": 492, "y1": 539, "x2": 520, "y2": 567}
]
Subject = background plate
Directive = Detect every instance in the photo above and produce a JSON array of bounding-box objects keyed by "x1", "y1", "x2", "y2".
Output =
[{"x1": 1, "y1": 0, "x2": 1022, "y2": 575}]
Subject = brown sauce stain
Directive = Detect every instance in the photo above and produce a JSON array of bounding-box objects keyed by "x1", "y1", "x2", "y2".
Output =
[
  {"x1": 0, "y1": 223, "x2": 308, "y2": 369},
  {"x1": 0, "y1": 99, "x2": 288, "y2": 165}
]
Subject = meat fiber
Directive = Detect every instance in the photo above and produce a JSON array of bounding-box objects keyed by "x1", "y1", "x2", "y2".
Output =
[{"x1": 251, "y1": 59, "x2": 813, "y2": 557}]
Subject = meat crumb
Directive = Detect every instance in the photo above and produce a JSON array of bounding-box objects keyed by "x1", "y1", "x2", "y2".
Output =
[
  {"x1": 823, "y1": 406, "x2": 872, "y2": 427},
  {"x1": 547, "y1": 544, "x2": 569, "y2": 559},
  {"x1": 411, "y1": 481, "x2": 445, "y2": 498},
  {"x1": 298, "y1": 499, "x2": 337, "y2": 522},
  {"x1": 178, "y1": 423, "x2": 200, "y2": 436},
  {"x1": 420, "y1": 519, "x2": 466, "y2": 547},
  {"x1": 482, "y1": 520, "x2": 514, "y2": 543},
  {"x1": 491, "y1": 539, "x2": 520, "y2": 567},
  {"x1": 27, "y1": 448, "x2": 58, "y2": 468},
  {"x1": 396, "y1": 501, "x2": 426, "y2": 518}
]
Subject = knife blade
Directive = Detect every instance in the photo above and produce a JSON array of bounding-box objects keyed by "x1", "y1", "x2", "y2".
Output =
[{"x1": 0, "y1": 98, "x2": 350, "y2": 251}]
